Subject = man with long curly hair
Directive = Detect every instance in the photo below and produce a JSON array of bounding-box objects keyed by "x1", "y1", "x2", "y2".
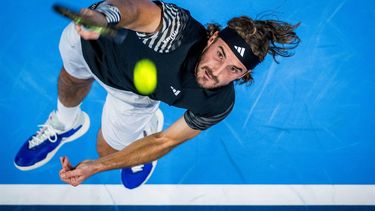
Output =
[{"x1": 15, "y1": 0, "x2": 300, "y2": 189}]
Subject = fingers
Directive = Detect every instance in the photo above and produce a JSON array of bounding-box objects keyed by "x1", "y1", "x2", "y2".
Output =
[
  {"x1": 61, "y1": 176, "x2": 82, "y2": 187},
  {"x1": 74, "y1": 8, "x2": 106, "y2": 40},
  {"x1": 61, "y1": 168, "x2": 80, "y2": 179},
  {"x1": 60, "y1": 168, "x2": 84, "y2": 187},
  {"x1": 80, "y1": 8, "x2": 94, "y2": 17},
  {"x1": 59, "y1": 156, "x2": 82, "y2": 186},
  {"x1": 75, "y1": 25, "x2": 101, "y2": 40},
  {"x1": 62, "y1": 175, "x2": 81, "y2": 187},
  {"x1": 60, "y1": 156, "x2": 73, "y2": 170},
  {"x1": 79, "y1": 8, "x2": 107, "y2": 26},
  {"x1": 60, "y1": 156, "x2": 67, "y2": 169},
  {"x1": 59, "y1": 159, "x2": 95, "y2": 187},
  {"x1": 64, "y1": 156, "x2": 73, "y2": 169},
  {"x1": 71, "y1": 176, "x2": 84, "y2": 187},
  {"x1": 59, "y1": 157, "x2": 71, "y2": 184}
]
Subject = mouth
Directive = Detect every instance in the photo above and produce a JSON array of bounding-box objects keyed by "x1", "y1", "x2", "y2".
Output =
[{"x1": 204, "y1": 70, "x2": 211, "y2": 80}]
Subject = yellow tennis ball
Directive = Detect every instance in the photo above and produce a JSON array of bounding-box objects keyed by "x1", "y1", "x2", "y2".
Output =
[{"x1": 133, "y1": 59, "x2": 157, "y2": 95}]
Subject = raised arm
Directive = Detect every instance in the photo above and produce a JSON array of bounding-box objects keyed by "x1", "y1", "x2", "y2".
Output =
[
  {"x1": 77, "y1": 0, "x2": 162, "y2": 39},
  {"x1": 60, "y1": 116, "x2": 201, "y2": 186},
  {"x1": 106, "y1": 0, "x2": 162, "y2": 32}
]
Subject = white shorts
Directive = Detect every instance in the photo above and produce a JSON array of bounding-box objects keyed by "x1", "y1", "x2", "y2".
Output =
[{"x1": 59, "y1": 23, "x2": 160, "y2": 150}]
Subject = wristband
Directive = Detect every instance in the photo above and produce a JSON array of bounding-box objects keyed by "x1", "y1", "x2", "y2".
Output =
[{"x1": 95, "y1": 3, "x2": 121, "y2": 26}]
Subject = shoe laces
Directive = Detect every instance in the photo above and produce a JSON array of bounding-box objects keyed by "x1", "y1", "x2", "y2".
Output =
[{"x1": 28, "y1": 124, "x2": 59, "y2": 149}]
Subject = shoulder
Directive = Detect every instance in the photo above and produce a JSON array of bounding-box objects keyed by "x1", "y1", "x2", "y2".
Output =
[
  {"x1": 136, "y1": 1, "x2": 205, "y2": 53},
  {"x1": 184, "y1": 84, "x2": 235, "y2": 131},
  {"x1": 204, "y1": 83, "x2": 235, "y2": 116}
]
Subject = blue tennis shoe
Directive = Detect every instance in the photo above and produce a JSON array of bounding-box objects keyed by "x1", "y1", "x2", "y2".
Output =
[
  {"x1": 14, "y1": 111, "x2": 90, "y2": 171},
  {"x1": 121, "y1": 109, "x2": 163, "y2": 189},
  {"x1": 121, "y1": 161, "x2": 158, "y2": 189}
]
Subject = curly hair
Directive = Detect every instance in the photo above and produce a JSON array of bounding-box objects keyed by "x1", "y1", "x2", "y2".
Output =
[{"x1": 206, "y1": 16, "x2": 300, "y2": 85}]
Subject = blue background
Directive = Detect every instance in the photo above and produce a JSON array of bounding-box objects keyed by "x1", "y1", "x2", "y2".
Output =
[{"x1": 0, "y1": 0, "x2": 374, "y2": 186}]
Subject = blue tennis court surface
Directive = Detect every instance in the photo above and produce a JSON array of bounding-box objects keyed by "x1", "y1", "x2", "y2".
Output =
[{"x1": 1, "y1": 0, "x2": 374, "y2": 209}]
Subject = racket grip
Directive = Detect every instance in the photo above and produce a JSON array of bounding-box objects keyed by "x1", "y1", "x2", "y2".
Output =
[{"x1": 81, "y1": 25, "x2": 127, "y2": 44}]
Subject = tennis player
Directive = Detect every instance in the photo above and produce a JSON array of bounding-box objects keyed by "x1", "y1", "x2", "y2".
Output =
[{"x1": 15, "y1": 0, "x2": 300, "y2": 189}]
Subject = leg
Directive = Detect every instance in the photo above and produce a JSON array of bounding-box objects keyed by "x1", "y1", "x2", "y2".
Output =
[
  {"x1": 98, "y1": 92, "x2": 162, "y2": 189},
  {"x1": 14, "y1": 23, "x2": 94, "y2": 171},
  {"x1": 96, "y1": 128, "x2": 118, "y2": 157},
  {"x1": 100, "y1": 93, "x2": 159, "y2": 151},
  {"x1": 56, "y1": 22, "x2": 96, "y2": 127},
  {"x1": 14, "y1": 69, "x2": 93, "y2": 171},
  {"x1": 58, "y1": 22, "x2": 96, "y2": 107},
  {"x1": 58, "y1": 67, "x2": 94, "y2": 107}
]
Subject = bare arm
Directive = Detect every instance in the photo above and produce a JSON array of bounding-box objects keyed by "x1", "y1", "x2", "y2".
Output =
[
  {"x1": 77, "y1": 0, "x2": 162, "y2": 39},
  {"x1": 106, "y1": 0, "x2": 162, "y2": 32},
  {"x1": 60, "y1": 116, "x2": 201, "y2": 186}
]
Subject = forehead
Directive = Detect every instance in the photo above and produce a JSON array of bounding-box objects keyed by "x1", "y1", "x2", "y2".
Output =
[{"x1": 213, "y1": 37, "x2": 248, "y2": 71}]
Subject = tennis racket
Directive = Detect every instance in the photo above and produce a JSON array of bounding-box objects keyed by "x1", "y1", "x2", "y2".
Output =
[{"x1": 53, "y1": 4, "x2": 127, "y2": 43}]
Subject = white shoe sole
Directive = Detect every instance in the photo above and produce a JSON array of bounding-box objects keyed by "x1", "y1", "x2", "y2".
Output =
[
  {"x1": 140, "y1": 160, "x2": 158, "y2": 188},
  {"x1": 14, "y1": 112, "x2": 90, "y2": 171}
]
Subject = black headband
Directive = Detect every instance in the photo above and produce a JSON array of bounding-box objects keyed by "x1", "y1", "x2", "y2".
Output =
[{"x1": 219, "y1": 27, "x2": 260, "y2": 70}]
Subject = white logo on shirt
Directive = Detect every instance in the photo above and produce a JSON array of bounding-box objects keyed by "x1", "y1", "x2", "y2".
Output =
[
  {"x1": 163, "y1": 30, "x2": 178, "y2": 44},
  {"x1": 170, "y1": 86, "x2": 181, "y2": 96},
  {"x1": 234, "y1": 46, "x2": 245, "y2": 57}
]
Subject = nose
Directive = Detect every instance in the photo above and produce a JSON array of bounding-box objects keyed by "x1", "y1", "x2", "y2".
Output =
[{"x1": 211, "y1": 64, "x2": 227, "y2": 77}]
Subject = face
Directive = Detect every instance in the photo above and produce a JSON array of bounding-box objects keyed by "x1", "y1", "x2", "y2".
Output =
[{"x1": 195, "y1": 32, "x2": 248, "y2": 89}]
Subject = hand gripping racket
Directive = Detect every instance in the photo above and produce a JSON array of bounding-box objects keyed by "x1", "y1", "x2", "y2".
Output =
[{"x1": 53, "y1": 4, "x2": 127, "y2": 43}]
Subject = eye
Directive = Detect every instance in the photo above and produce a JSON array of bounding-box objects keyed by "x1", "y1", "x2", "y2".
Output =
[
  {"x1": 217, "y1": 51, "x2": 224, "y2": 60},
  {"x1": 230, "y1": 66, "x2": 239, "y2": 73}
]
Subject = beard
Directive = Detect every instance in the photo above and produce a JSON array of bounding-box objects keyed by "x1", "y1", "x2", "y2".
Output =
[
  {"x1": 194, "y1": 43, "x2": 221, "y2": 89},
  {"x1": 195, "y1": 65, "x2": 220, "y2": 89}
]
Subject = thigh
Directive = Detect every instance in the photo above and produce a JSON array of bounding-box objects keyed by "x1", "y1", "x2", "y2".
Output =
[
  {"x1": 96, "y1": 128, "x2": 118, "y2": 157},
  {"x1": 59, "y1": 22, "x2": 93, "y2": 80},
  {"x1": 101, "y1": 92, "x2": 160, "y2": 151}
]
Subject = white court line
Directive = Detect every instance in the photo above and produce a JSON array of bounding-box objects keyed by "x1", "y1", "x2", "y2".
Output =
[{"x1": 1, "y1": 184, "x2": 375, "y2": 205}]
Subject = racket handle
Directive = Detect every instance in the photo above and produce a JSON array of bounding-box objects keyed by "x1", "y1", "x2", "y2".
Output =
[
  {"x1": 81, "y1": 24, "x2": 127, "y2": 44},
  {"x1": 53, "y1": 4, "x2": 127, "y2": 44}
]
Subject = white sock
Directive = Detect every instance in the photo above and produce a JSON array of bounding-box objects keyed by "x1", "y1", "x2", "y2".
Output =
[{"x1": 56, "y1": 99, "x2": 81, "y2": 129}]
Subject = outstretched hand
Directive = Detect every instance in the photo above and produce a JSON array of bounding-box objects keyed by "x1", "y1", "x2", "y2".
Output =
[{"x1": 59, "y1": 156, "x2": 98, "y2": 187}]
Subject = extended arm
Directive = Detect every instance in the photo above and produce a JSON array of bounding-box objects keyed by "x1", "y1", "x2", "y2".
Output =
[
  {"x1": 60, "y1": 116, "x2": 201, "y2": 186},
  {"x1": 105, "y1": 0, "x2": 162, "y2": 32},
  {"x1": 77, "y1": 0, "x2": 162, "y2": 39}
]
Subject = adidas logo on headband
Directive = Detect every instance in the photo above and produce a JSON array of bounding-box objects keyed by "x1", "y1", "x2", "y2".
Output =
[
  {"x1": 219, "y1": 27, "x2": 261, "y2": 70},
  {"x1": 234, "y1": 46, "x2": 245, "y2": 57}
]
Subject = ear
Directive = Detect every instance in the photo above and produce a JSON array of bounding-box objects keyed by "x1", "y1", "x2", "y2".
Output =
[
  {"x1": 237, "y1": 70, "x2": 250, "y2": 80},
  {"x1": 207, "y1": 31, "x2": 219, "y2": 45}
]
